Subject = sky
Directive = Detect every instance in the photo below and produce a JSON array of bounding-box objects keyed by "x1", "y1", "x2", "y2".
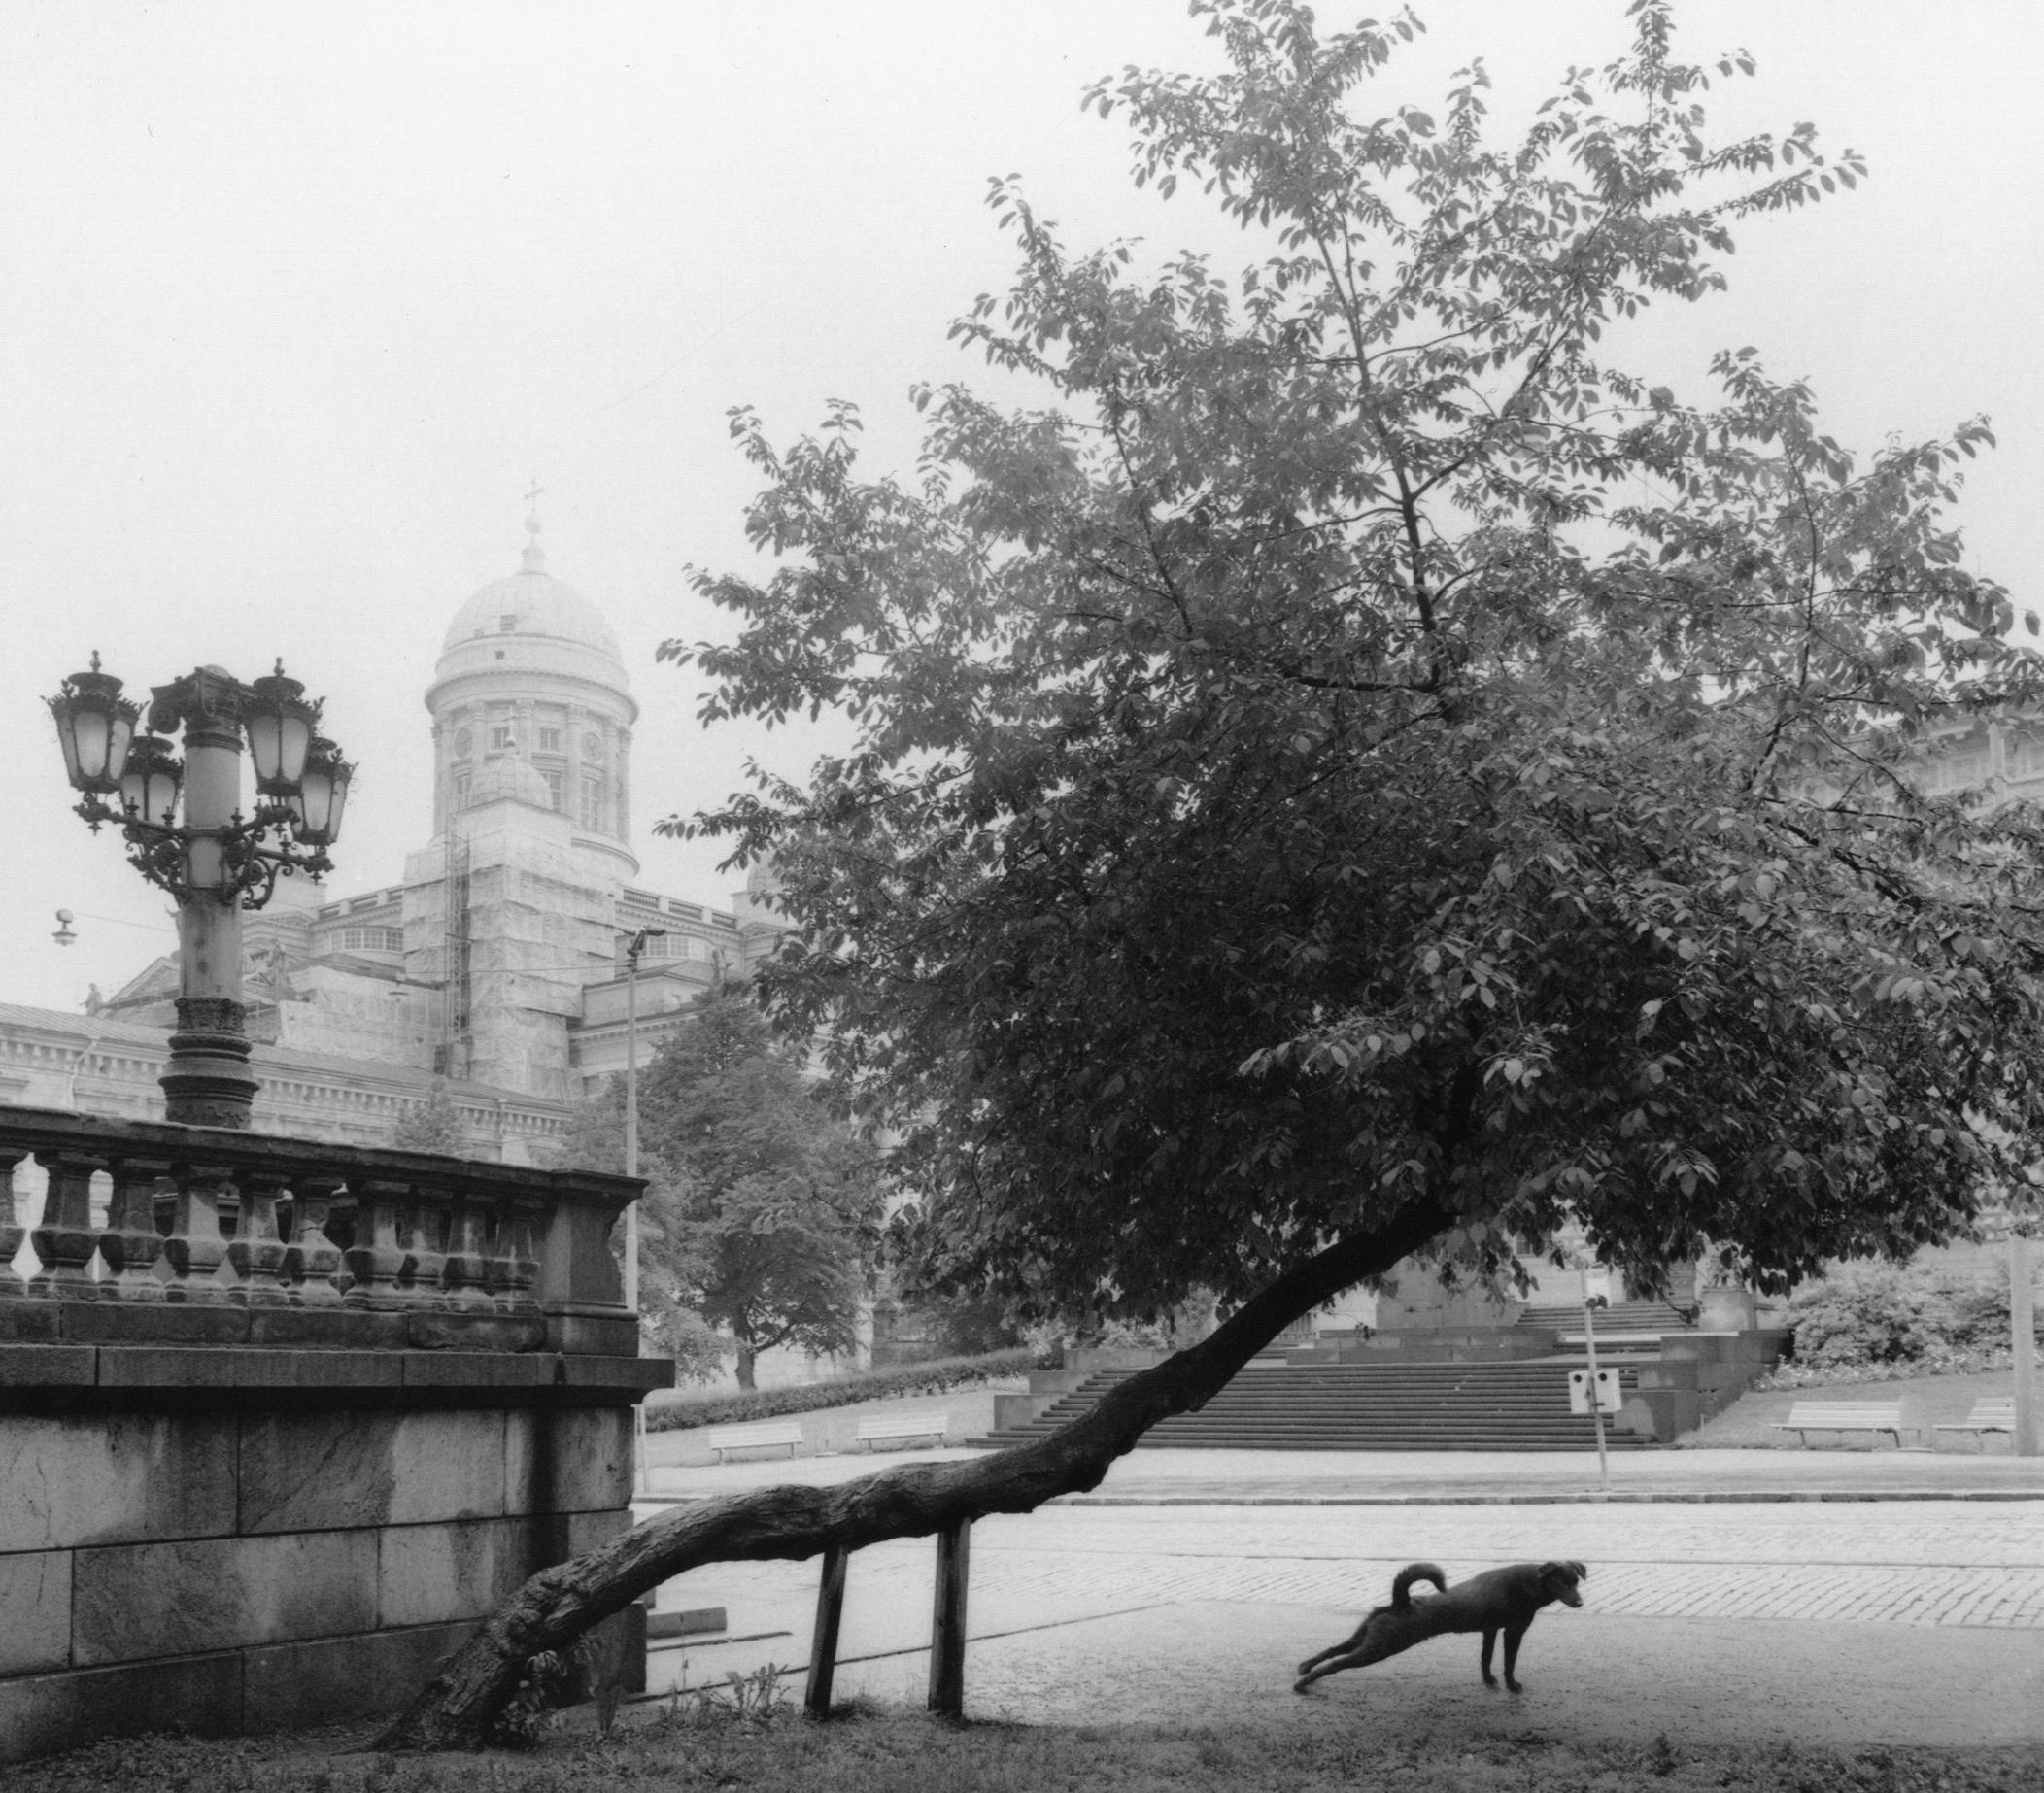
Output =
[{"x1": 2, "y1": 0, "x2": 2039, "y2": 1015}]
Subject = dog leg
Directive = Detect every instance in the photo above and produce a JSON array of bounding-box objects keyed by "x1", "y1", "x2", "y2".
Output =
[
  {"x1": 1480, "y1": 1627, "x2": 1499, "y2": 1689},
  {"x1": 1293, "y1": 1652, "x2": 1359, "y2": 1694},
  {"x1": 1296, "y1": 1617, "x2": 1373, "y2": 1679},
  {"x1": 1292, "y1": 1625, "x2": 1414, "y2": 1693},
  {"x1": 1501, "y1": 1621, "x2": 1531, "y2": 1693},
  {"x1": 1293, "y1": 1643, "x2": 1382, "y2": 1694},
  {"x1": 1295, "y1": 1643, "x2": 1343, "y2": 1678}
]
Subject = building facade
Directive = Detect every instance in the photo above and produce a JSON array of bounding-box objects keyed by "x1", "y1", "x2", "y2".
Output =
[{"x1": 22, "y1": 511, "x2": 787, "y2": 1164}]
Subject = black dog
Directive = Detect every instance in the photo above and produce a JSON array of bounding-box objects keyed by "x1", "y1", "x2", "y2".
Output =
[{"x1": 1294, "y1": 1559, "x2": 1586, "y2": 1695}]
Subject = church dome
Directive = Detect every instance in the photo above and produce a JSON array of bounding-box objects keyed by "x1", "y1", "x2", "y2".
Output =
[
  {"x1": 441, "y1": 518, "x2": 624, "y2": 671},
  {"x1": 426, "y1": 501, "x2": 640, "y2": 876}
]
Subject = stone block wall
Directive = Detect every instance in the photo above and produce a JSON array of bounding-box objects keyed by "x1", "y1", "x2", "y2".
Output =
[
  {"x1": 0, "y1": 1346, "x2": 662, "y2": 1764},
  {"x1": 1626, "y1": 1329, "x2": 1790, "y2": 1440}
]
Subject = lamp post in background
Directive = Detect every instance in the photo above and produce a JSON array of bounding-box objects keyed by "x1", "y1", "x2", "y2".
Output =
[
  {"x1": 47, "y1": 657, "x2": 351, "y2": 1129},
  {"x1": 621, "y1": 924, "x2": 665, "y2": 1493},
  {"x1": 620, "y1": 925, "x2": 666, "y2": 1323},
  {"x1": 2010, "y1": 1207, "x2": 2038, "y2": 1458}
]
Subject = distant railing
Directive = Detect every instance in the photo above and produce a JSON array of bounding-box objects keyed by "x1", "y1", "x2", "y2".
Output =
[{"x1": 0, "y1": 1104, "x2": 642, "y2": 1352}]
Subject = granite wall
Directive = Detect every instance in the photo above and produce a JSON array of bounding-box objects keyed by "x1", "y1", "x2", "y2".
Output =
[{"x1": 0, "y1": 1345, "x2": 661, "y2": 1764}]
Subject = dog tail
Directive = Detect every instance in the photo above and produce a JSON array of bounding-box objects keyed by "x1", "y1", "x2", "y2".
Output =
[{"x1": 1391, "y1": 1563, "x2": 1448, "y2": 1611}]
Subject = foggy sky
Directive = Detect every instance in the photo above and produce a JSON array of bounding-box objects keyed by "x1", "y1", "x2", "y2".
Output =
[{"x1": 4, "y1": 1, "x2": 2037, "y2": 1014}]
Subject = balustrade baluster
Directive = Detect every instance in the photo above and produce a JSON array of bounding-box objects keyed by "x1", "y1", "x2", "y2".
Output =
[
  {"x1": 442, "y1": 1193, "x2": 495, "y2": 1312},
  {"x1": 283, "y1": 1176, "x2": 346, "y2": 1305},
  {"x1": 226, "y1": 1170, "x2": 292, "y2": 1306},
  {"x1": 30, "y1": 1149, "x2": 109, "y2": 1298},
  {"x1": 0, "y1": 1115, "x2": 643, "y2": 1344},
  {"x1": 402, "y1": 1186, "x2": 451, "y2": 1308},
  {"x1": 0, "y1": 1147, "x2": 30, "y2": 1297},
  {"x1": 161, "y1": 1162, "x2": 232, "y2": 1303},
  {"x1": 498, "y1": 1194, "x2": 544, "y2": 1315},
  {"x1": 477, "y1": 1199, "x2": 517, "y2": 1311},
  {"x1": 99, "y1": 1157, "x2": 171, "y2": 1302},
  {"x1": 342, "y1": 1178, "x2": 409, "y2": 1309}
]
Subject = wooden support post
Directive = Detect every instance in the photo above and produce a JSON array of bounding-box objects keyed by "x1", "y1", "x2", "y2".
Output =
[
  {"x1": 927, "y1": 1517, "x2": 971, "y2": 1715},
  {"x1": 804, "y1": 1543, "x2": 849, "y2": 1717}
]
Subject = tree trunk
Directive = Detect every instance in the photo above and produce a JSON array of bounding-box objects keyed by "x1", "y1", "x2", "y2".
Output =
[
  {"x1": 376, "y1": 1200, "x2": 1448, "y2": 1750},
  {"x1": 734, "y1": 1343, "x2": 757, "y2": 1390}
]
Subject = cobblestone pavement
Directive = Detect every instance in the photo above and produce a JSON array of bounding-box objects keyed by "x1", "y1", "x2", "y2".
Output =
[
  {"x1": 636, "y1": 1496, "x2": 2044, "y2": 1708},
  {"x1": 626, "y1": 1442, "x2": 2044, "y2": 1745}
]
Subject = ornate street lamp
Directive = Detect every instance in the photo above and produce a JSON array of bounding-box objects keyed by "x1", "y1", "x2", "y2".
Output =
[
  {"x1": 48, "y1": 656, "x2": 138, "y2": 795},
  {"x1": 243, "y1": 663, "x2": 320, "y2": 795},
  {"x1": 288, "y1": 736, "x2": 354, "y2": 848},
  {"x1": 118, "y1": 734, "x2": 184, "y2": 828},
  {"x1": 47, "y1": 655, "x2": 351, "y2": 1129}
]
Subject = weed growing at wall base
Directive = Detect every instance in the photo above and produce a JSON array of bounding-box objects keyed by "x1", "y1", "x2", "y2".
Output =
[{"x1": 7, "y1": 1715, "x2": 2040, "y2": 1793}]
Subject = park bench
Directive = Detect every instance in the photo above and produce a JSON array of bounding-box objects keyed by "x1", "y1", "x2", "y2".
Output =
[
  {"x1": 1933, "y1": 1399, "x2": 2018, "y2": 1451},
  {"x1": 1772, "y1": 1400, "x2": 1907, "y2": 1447},
  {"x1": 856, "y1": 1410, "x2": 950, "y2": 1451},
  {"x1": 704, "y1": 1420, "x2": 805, "y2": 1462}
]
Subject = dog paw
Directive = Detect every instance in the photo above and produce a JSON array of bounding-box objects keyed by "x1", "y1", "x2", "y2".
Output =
[
  {"x1": 1505, "y1": 1680, "x2": 1525, "y2": 1695},
  {"x1": 1292, "y1": 1680, "x2": 1314, "y2": 1696}
]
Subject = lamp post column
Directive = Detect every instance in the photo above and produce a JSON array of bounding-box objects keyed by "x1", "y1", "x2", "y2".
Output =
[
  {"x1": 160, "y1": 687, "x2": 258, "y2": 1129},
  {"x1": 621, "y1": 923, "x2": 664, "y2": 1497},
  {"x1": 620, "y1": 925, "x2": 665, "y2": 1301},
  {"x1": 2013, "y1": 1224, "x2": 2037, "y2": 1458},
  {"x1": 625, "y1": 944, "x2": 641, "y2": 1296}
]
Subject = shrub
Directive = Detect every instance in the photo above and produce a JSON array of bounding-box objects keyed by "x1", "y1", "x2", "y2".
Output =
[
  {"x1": 644, "y1": 1347, "x2": 1035, "y2": 1432},
  {"x1": 1784, "y1": 1264, "x2": 1957, "y2": 1368},
  {"x1": 1947, "y1": 1262, "x2": 2044, "y2": 1350},
  {"x1": 925, "y1": 1292, "x2": 1026, "y2": 1357}
]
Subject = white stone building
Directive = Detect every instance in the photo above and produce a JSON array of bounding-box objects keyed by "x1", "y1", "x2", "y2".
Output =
[{"x1": 12, "y1": 512, "x2": 787, "y2": 1163}]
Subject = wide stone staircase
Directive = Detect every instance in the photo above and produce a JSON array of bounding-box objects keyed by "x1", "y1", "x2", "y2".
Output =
[
  {"x1": 965, "y1": 1358, "x2": 1650, "y2": 1453},
  {"x1": 1516, "y1": 1298, "x2": 1700, "y2": 1338}
]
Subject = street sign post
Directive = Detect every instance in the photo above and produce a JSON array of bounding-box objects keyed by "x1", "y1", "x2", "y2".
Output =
[{"x1": 1583, "y1": 1275, "x2": 1613, "y2": 1493}]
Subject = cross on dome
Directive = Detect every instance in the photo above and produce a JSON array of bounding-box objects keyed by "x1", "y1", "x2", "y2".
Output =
[{"x1": 522, "y1": 482, "x2": 547, "y2": 574}]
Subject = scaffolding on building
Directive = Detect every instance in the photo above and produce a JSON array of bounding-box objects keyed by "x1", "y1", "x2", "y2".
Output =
[{"x1": 436, "y1": 824, "x2": 473, "y2": 1079}]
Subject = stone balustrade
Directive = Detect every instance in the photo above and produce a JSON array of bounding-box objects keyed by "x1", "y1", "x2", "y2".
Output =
[
  {"x1": 0, "y1": 1104, "x2": 642, "y2": 1355},
  {"x1": 1, "y1": 1104, "x2": 670, "y2": 1763}
]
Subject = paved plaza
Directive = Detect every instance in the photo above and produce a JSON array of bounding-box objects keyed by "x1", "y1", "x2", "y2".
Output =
[{"x1": 627, "y1": 1442, "x2": 2044, "y2": 1748}]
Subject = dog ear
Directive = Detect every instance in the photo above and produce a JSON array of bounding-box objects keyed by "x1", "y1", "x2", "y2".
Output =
[{"x1": 1542, "y1": 1560, "x2": 1585, "y2": 1582}]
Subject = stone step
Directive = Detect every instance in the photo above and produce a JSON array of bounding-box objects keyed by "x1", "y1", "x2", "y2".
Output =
[
  {"x1": 1516, "y1": 1300, "x2": 1698, "y2": 1331},
  {"x1": 972, "y1": 1361, "x2": 1650, "y2": 1452}
]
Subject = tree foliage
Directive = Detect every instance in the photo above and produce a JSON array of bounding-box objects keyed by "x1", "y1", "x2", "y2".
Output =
[
  {"x1": 551, "y1": 1078, "x2": 727, "y2": 1385},
  {"x1": 392, "y1": 1078, "x2": 466, "y2": 1155},
  {"x1": 637, "y1": 984, "x2": 884, "y2": 1388},
  {"x1": 387, "y1": 2, "x2": 2044, "y2": 1747},
  {"x1": 671, "y1": 0, "x2": 2044, "y2": 1325}
]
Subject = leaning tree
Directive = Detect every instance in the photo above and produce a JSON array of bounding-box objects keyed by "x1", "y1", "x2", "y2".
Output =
[{"x1": 383, "y1": 0, "x2": 2044, "y2": 1745}]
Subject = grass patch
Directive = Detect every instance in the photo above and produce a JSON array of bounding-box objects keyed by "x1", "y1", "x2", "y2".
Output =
[
  {"x1": 10, "y1": 1708, "x2": 2039, "y2": 1793},
  {"x1": 1684, "y1": 1367, "x2": 2026, "y2": 1449}
]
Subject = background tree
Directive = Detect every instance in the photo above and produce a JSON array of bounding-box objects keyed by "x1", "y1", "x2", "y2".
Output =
[
  {"x1": 550, "y1": 1078, "x2": 628, "y2": 1175},
  {"x1": 551, "y1": 1078, "x2": 727, "y2": 1384},
  {"x1": 391, "y1": 1078, "x2": 465, "y2": 1155},
  {"x1": 386, "y1": 1, "x2": 2044, "y2": 1745},
  {"x1": 638, "y1": 983, "x2": 883, "y2": 1389}
]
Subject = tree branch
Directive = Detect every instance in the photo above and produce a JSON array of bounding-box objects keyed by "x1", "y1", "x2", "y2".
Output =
[{"x1": 376, "y1": 1195, "x2": 1452, "y2": 1750}]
